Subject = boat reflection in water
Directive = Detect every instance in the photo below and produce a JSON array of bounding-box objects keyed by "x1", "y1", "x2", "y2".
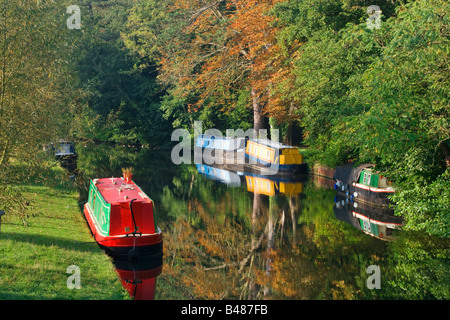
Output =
[
  {"x1": 111, "y1": 254, "x2": 163, "y2": 300},
  {"x1": 196, "y1": 164, "x2": 306, "y2": 196},
  {"x1": 334, "y1": 195, "x2": 403, "y2": 241},
  {"x1": 196, "y1": 164, "x2": 242, "y2": 187}
]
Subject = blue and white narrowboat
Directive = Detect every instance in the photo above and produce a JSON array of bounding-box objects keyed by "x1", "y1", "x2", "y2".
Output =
[{"x1": 195, "y1": 135, "x2": 246, "y2": 152}]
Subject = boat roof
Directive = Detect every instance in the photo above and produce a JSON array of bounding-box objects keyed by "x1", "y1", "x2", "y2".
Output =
[
  {"x1": 197, "y1": 134, "x2": 245, "y2": 141},
  {"x1": 92, "y1": 177, "x2": 152, "y2": 204},
  {"x1": 249, "y1": 139, "x2": 296, "y2": 150}
]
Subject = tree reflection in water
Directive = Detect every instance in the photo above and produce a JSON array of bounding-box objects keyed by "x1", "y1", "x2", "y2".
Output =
[{"x1": 76, "y1": 142, "x2": 449, "y2": 300}]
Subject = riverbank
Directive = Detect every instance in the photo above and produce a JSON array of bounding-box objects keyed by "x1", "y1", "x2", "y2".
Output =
[{"x1": 0, "y1": 168, "x2": 129, "y2": 300}]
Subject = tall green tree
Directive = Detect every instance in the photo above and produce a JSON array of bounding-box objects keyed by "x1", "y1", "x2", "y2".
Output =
[
  {"x1": 0, "y1": 0, "x2": 78, "y2": 170},
  {"x1": 0, "y1": 0, "x2": 81, "y2": 220},
  {"x1": 72, "y1": 0, "x2": 171, "y2": 147}
]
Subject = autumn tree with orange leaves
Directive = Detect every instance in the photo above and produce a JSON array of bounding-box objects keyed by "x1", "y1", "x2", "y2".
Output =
[{"x1": 125, "y1": 0, "x2": 292, "y2": 132}]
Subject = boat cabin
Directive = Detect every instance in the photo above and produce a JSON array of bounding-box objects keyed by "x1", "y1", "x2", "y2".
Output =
[
  {"x1": 196, "y1": 135, "x2": 246, "y2": 151},
  {"x1": 358, "y1": 169, "x2": 391, "y2": 189},
  {"x1": 245, "y1": 139, "x2": 303, "y2": 167},
  {"x1": 54, "y1": 140, "x2": 77, "y2": 158},
  {"x1": 86, "y1": 178, "x2": 158, "y2": 238}
]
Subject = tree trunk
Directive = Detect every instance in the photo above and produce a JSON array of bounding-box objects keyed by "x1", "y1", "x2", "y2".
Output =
[{"x1": 251, "y1": 88, "x2": 264, "y2": 132}]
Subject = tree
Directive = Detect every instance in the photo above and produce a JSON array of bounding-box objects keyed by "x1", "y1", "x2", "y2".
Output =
[
  {"x1": 0, "y1": 0, "x2": 80, "y2": 220},
  {"x1": 285, "y1": 0, "x2": 449, "y2": 236},
  {"x1": 125, "y1": 0, "x2": 283, "y2": 133},
  {"x1": 72, "y1": 0, "x2": 171, "y2": 147},
  {"x1": 0, "y1": 0, "x2": 78, "y2": 171}
]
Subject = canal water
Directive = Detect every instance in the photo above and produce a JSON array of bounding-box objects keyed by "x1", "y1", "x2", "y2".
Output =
[{"x1": 74, "y1": 142, "x2": 449, "y2": 300}]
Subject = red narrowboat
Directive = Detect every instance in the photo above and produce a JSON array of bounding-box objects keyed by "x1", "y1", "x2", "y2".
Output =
[{"x1": 83, "y1": 177, "x2": 163, "y2": 260}]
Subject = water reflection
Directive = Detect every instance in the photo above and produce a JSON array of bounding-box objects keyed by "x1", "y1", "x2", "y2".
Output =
[
  {"x1": 334, "y1": 195, "x2": 403, "y2": 241},
  {"x1": 112, "y1": 255, "x2": 162, "y2": 300},
  {"x1": 74, "y1": 142, "x2": 449, "y2": 300}
]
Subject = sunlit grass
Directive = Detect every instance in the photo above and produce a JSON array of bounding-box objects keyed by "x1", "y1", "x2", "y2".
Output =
[{"x1": 0, "y1": 167, "x2": 129, "y2": 300}]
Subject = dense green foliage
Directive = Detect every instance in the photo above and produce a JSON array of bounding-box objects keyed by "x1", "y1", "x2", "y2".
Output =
[
  {"x1": 70, "y1": 0, "x2": 172, "y2": 146},
  {"x1": 121, "y1": 0, "x2": 449, "y2": 236},
  {"x1": 267, "y1": 0, "x2": 449, "y2": 237}
]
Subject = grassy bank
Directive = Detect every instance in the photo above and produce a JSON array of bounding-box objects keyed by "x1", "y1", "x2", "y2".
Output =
[{"x1": 0, "y1": 169, "x2": 129, "y2": 300}]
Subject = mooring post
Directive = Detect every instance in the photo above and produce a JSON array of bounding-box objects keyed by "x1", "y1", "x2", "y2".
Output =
[{"x1": 0, "y1": 210, "x2": 5, "y2": 233}]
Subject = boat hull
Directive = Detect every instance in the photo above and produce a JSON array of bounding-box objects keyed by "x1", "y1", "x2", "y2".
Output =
[
  {"x1": 83, "y1": 202, "x2": 163, "y2": 260},
  {"x1": 333, "y1": 164, "x2": 395, "y2": 207},
  {"x1": 197, "y1": 150, "x2": 308, "y2": 176}
]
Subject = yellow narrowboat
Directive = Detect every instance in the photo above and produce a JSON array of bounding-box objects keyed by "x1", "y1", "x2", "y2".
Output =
[{"x1": 245, "y1": 139, "x2": 307, "y2": 174}]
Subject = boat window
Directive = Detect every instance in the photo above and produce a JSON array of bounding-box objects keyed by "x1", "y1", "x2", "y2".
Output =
[
  {"x1": 363, "y1": 172, "x2": 367, "y2": 184},
  {"x1": 367, "y1": 173, "x2": 371, "y2": 185}
]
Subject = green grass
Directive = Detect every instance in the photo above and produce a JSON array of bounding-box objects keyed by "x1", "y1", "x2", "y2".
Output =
[{"x1": 0, "y1": 171, "x2": 130, "y2": 300}]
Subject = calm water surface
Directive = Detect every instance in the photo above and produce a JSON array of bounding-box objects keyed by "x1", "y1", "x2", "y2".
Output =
[{"x1": 75, "y1": 142, "x2": 449, "y2": 300}]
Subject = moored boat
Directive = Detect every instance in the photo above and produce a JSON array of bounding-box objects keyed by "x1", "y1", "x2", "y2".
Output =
[
  {"x1": 195, "y1": 135, "x2": 308, "y2": 175},
  {"x1": 245, "y1": 139, "x2": 307, "y2": 175},
  {"x1": 53, "y1": 140, "x2": 78, "y2": 161},
  {"x1": 195, "y1": 134, "x2": 246, "y2": 152},
  {"x1": 333, "y1": 164, "x2": 395, "y2": 206},
  {"x1": 83, "y1": 176, "x2": 163, "y2": 260}
]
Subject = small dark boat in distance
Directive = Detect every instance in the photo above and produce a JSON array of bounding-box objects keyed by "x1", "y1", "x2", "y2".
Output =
[
  {"x1": 53, "y1": 140, "x2": 78, "y2": 162},
  {"x1": 83, "y1": 176, "x2": 163, "y2": 260}
]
